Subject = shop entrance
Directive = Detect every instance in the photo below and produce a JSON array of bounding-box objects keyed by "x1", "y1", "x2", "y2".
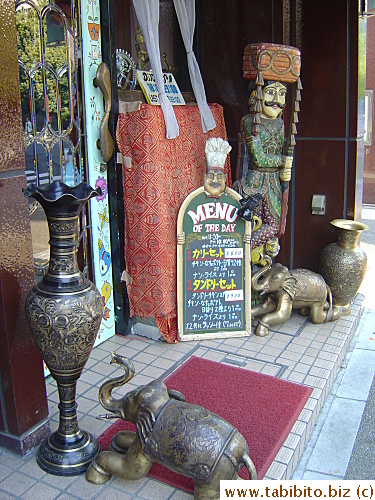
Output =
[{"x1": 15, "y1": 0, "x2": 117, "y2": 346}]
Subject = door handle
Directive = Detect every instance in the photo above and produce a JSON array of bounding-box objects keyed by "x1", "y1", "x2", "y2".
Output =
[{"x1": 94, "y1": 62, "x2": 114, "y2": 163}]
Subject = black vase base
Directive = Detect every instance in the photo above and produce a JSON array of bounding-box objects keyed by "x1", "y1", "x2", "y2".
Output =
[{"x1": 37, "y1": 430, "x2": 101, "y2": 476}]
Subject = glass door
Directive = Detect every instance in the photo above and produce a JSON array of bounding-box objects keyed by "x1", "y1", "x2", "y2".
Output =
[{"x1": 16, "y1": 0, "x2": 115, "y2": 348}]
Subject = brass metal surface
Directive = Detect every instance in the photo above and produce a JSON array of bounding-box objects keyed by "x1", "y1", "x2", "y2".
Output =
[
  {"x1": 24, "y1": 181, "x2": 103, "y2": 475},
  {"x1": 251, "y1": 261, "x2": 345, "y2": 337},
  {"x1": 319, "y1": 219, "x2": 369, "y2": 312},
  {"x1": 86, "y1": 354, "x2": 257, "y2": 499}
]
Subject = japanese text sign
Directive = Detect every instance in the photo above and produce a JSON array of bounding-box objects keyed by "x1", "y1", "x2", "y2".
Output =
[{"x1": 177, "y1": 187, "x2": 251, "y2": 341}]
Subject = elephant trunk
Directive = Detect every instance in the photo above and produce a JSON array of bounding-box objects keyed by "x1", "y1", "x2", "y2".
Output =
[
  {"x1": 251, "y1": 256, "x2": 272, "y2": 292},
  {"x1": 98, "y1": 353, "x2": 135, "y2": 418}
]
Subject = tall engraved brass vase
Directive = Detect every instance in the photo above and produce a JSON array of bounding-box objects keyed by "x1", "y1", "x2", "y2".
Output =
[
  {"x1": 319, "y1": 219, "x2": 369, "y2": 314},
  {"x1": 24, "y1": 182, "x2": 103, "y2": 476}
]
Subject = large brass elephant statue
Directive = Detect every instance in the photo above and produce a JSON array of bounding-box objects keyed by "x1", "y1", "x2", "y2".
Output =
[
  {"x1": 86, "y1": 353, "x2": 257, "y2": 499},
  {"x1": 251, "y1": 262, "x2": 345, "y2": 337}
]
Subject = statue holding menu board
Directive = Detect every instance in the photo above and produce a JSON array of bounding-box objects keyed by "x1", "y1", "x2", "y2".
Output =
[
  {"x1": 177, "y1": 138, "x2": 252, "y2": 341},
  {"x1": 234, "y1": 43, "x2": 302, "y2": 264}
]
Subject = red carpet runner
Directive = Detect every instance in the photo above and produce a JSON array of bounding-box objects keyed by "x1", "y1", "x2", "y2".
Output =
[{"x1": 97, "y1": 356, "x2": 312, "y2": 491}]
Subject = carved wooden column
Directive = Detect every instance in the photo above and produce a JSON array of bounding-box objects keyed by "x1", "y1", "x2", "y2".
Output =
[{"x1": 0, "y1": 0, "x2": 50, "y2": 455}]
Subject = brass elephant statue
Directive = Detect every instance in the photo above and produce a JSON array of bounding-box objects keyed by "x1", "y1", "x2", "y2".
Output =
[
  {"x1": 251, "y1": 262, "x2": 345, "y2": 337},
  {"x1": 86, "y1": 353, "x2": 257, "y2": 499}
]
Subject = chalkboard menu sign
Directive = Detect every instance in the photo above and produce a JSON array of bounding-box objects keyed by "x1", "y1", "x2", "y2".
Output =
[{"x1": 177, "y1": 187, "x2": 251, "y2": 341}]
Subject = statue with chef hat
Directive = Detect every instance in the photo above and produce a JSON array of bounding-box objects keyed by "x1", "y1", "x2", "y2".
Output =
[{"x1": 203, "y1": 138, "x2": 232, "y2": 198}]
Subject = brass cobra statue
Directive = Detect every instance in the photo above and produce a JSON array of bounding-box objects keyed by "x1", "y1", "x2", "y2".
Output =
[
  {"x1": 251, "y1": 260, "x2": 344, "y2": 337},
  {"x1": 86, "y1": 354, "x2": 257, "y2": 498}
]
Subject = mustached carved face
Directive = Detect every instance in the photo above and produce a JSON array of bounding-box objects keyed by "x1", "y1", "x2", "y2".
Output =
[
  {"x1": 260, "y1": 82, "x2": 287, "y2": 119},
  {"x1": 204, "y1": 168, "x2": 227, "y2": 197}
]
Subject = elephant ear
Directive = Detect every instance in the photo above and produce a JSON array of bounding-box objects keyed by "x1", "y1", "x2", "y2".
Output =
[
  {"x1": 281, "y1": 273, "x2": 298, "y2": 300},
  {"x1": 136, "y1": 405, "x2": 156, "y2": 447},
  {"x1": 168, "y1": 389, "x2": 186, "y2": 402}
]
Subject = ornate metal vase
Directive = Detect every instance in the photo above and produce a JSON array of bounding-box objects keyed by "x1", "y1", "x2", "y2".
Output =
[
  {"x1": 319, "y1": 219, "x2": 369, "y2": 314},
  {"x1": 24, "y1": 181, "x2": 103, "y2": 476}
]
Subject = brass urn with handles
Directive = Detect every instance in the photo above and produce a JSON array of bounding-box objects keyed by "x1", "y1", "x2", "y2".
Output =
[
  {"x1": 24, "y1": 181, "x2": 103, "y2": 476},
  {"x1": 319, "y1": 219, "x2": 369, "y2": 314}
]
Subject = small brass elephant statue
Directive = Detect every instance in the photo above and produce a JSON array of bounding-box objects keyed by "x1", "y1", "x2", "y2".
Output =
[
  {"x1": 86, "y1": 353, "x2": 257, "y2": 499},
  {"x1": 251, "y1": 262, "x2": 345, "y2": 337}
]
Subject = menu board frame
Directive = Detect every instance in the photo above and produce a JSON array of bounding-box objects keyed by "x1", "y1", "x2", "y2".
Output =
[{"x1": 177, "y1": 186, "x2": 251, "y2": 341}]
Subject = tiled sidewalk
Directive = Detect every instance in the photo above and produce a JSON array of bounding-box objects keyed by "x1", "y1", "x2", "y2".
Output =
[{"x1": 0, "y1": 296, "x2": 363, "y2": 499}]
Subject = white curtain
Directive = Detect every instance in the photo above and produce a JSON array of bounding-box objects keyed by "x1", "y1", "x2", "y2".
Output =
[
  {"x1": 132, "y1": 0, "x2": 179, "y2": 139},
  {"x1": 173, "y1": 0, "x2": 216, "y2": 133}
]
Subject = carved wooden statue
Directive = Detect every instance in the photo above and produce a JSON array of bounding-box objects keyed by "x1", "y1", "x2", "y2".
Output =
[{"x1": 234, "y1": 43, "x2": 302, "y2": 264}]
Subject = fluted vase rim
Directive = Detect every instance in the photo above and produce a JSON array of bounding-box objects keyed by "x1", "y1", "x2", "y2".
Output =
[
  {"x1": 24, "y1": 181, "x2": 102, "y2": 203},
  {"x1": 330, "y1": 219, "x2": 369, "y2": 233}
]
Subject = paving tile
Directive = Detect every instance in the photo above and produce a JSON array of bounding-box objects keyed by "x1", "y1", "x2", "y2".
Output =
[
  {"x1": 238, "y1": 347, "x2": 261, "y2": 358},
  {"x1": 76, "y1": 396, "x2": 101, "y2": 415},
  {"x1": 264, "y1": 461, "x2": 288, "y2": 480},
  {"x1": 286, "y1": 371, "x2": 306, "y2": 383},
  {"x1": 22, "y1": 481, "x2": 62, "y2": 499},
  {"x1": 0, "y1": 490, "x2": 14, "y2": 499},
  {"x1": 0, "y1": 450, "x2": 25, "y2": 469},
  {"x1": 140, "y1": 364, "x2": 166, "y2": 379},
  {"x1": 201, "y1": 350, "x2": 226, "y2": 362},
  {"x1": 310, "y1": 340, "x2": 324, "y2": 350},
  {"x1": 321, "y1": 343, "x2": 343, "y2": 355},
  {"x1": 170, "y1": 489, "x2": 194, "y2": 499},
  {"x1": 131, "y1": 373, "x2": 154, "y2": 386},
  {"x1": 90, "y1": 360, "x2": 118, "y2": 376},
  {"x1": 18, "y1": 457, "x2": 47, "y2": 480},
  {"x1": 222, "y1": 337, "x2": 247, "y2": 348},
  {"x1": 287, "y1": 342, "x2": 309, "y2": 354},
  {"x1": 95, "y1": 485, "x2": 133, "y2": 499},
  {"x1": 275, "y1": 446, "x2": 294, "y2": 466},
  {"x1": 258, "y1": 345, "x2": 283, "y2": 357},
  {"x1": 138, "y1": 479, "x2": 175, "y2": 499},
  {"x1": 150, "y1": 357, "x2": 176, "y2": 370},
  {"x1": 79, "y1": 369, "x2": 106, "y2": 386},
  {"x1": 79, "y1": 413, "x2": 106, "y2": 434},
  {"x1": 298, "y1": 355, "x2": 316, "y2": 365},
  {"x1": 162, "y1": 349, "x2": 192, "y2": 361},
  {"x1": 304, "y1": 397, "x2": 318, "y2": 413},
  {"x1": 302, "y1": 471, "x2": 344, "y2": 480},
  {"x1": 318, "y1": 350, "x2": 339, "y2": 363},
  {"x1": 0, "y1": 471, "x2": 36, "y2": 496},
  {"x1": 260, "y1": 364, "x2": 282, "y2": 376},
  {"x1": 336, "y1": 348, "x2": 375, "y2": 400},
  {"x1": 244, "y1": 359, "x2": 267, "y2": 372},
  {"x1": 309, "y1": 366, "x2": 331, "y2": 380},
  {"x1": 66, "y1": 473, "x2": 107, "y2": 499},
  {"x1": 304, "y1": 347, "x2": 320, "y2": 358},
  {"x1": 76, "y1": 379, "x2": 92, "y2": 396},
  {"x1": 0, "y1": 463, "x2": 12, "y2": 481},
  {"x1": 283, "y1": 432, "x2": 301, "y2": 452},
  {"x1": 133, "y1": 351, "x2": 157, "y2": 365},
  {"x1": 313, "y1": 358, "x2": 335, "y2": 370},
  {"x1": 89, "y1": 347, "x2": 109, "y2": 361},
  {"x1": 143, "y1": 343, "x2": 172, "y2": 355},
  {"x1": 41, "y1": 471, "x2": 79, "y2": 489},
  {"x1": 255, "y1": 353, "x2": 280, "y2": 364},
  {"x1": 278, "y1": 349, "x2": 301, "y2": 362},
  {"x1": 114, "y1": 345, "x2": 144, "y2": 359},
  {"x1": 111, "y1": 476, "x2": 148, "y2": 494},
  {"x1": 305, "y1": 398, "x2": 366, "y2": 477},
  {"x1": 294, "y1": 362, "x2": 311, "y2": 374}
]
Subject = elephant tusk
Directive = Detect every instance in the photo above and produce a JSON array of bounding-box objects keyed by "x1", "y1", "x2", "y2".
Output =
[{"x1": 97, "y1": 413, "x2": 121, "y2": 420}]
